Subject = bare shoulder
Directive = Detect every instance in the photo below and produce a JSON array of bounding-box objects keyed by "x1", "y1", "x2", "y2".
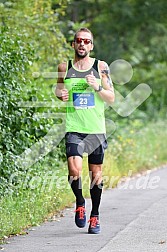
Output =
[
  {"x1": 99, "y1": 60, "x2": 110, "y2": 73},
  {"x1": 98, "y1": 60, "x2": 111, "y2": 78},
  {"x1": 58, "y1": 62, "x2": 67, "y2": 72}
]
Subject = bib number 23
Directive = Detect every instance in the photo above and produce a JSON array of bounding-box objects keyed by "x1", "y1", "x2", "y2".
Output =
[
  {"x1": 80, "y1": 97, "x2": 87, "y2": 105},
  {"x1": 73, "y1": 93, "x2": 95, "y2": 109}
]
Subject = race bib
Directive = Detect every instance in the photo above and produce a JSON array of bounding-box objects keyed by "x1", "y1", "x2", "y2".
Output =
[{"x1": 73, "y1": 93, "x2": 95, "y2": 109}]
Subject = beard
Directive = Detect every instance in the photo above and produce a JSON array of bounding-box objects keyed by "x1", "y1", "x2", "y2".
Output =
[{"x1": 75, "y1": 49, "x2": 89, "y2": 58}]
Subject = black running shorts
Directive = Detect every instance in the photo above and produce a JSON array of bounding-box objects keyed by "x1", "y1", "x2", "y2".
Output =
[{"x1": 65, "y1": 132, "x2": 108, "y2": 164}]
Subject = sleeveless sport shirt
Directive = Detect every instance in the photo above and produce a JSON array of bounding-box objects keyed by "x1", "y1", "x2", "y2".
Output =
[{"x1": 64, "y1": 58, "x2": 106, "y2": 134}]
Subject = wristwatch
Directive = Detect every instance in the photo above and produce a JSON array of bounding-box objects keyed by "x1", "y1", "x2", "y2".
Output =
[{"x1": 95, "y1": 85, "x2": 103, "y2": 92}]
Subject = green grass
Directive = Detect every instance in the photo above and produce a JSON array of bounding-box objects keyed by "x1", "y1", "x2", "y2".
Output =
[
  {"x1": 82, "y1": 119, "x2": 167, "y2": 190},
  {"x1": 0, "y1": 162, "x2": 75, "y2": 241},
  {"x1": 0, "y1": 177, "x2": 75, "y2": 241},
  {"x1": 0, "y1": 119, "x2": 167, "y2": 242},
  {"x1": 102, "y1": 119, "x2": 167, "y2": 188}
]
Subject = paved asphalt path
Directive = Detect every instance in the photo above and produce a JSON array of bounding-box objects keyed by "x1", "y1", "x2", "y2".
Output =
[{"x1": 2, "y1": 166, "x2": 167, "y2": 252}]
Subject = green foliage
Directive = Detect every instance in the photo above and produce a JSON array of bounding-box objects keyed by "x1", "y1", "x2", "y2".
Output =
[
  {"x1": 0, "y1": 0, "x2": 72, "y2": 197},
  {"x1": 0, "y1": 160, "x2": 73, "y2": 240},
  {"x1": 0, "y1": 0, "x2": 72, "y2": 71},
  {"x1": 0, "y1": 28, "x2": 56, "y2": 196},
  {"x1": 102, "y1": 119, "x2": 167, "y2": 188},
  {"x1": 0, "y1": 27, "x2": 36, "y2": 195}
]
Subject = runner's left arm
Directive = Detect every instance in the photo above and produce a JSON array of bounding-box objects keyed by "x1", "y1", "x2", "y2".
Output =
[{"x1": 97, "y1": 61, "x2": 115, "y2": 104}]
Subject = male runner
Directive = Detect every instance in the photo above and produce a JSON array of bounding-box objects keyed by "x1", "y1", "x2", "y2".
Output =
[{"x1": 55, "y1": 27, "x2": 115, "y2": 234}]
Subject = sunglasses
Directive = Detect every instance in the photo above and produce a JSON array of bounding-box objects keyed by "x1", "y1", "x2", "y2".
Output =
[{"x1": 75, "y1": 38, "x2": 92, "y2": 45}]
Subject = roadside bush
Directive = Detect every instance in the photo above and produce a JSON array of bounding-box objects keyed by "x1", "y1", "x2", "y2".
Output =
[
  {"x1": 0, "y1": 27, "x2": 34, "y2": 195},
  {"x1": 0, "y1": 27, "x2": 59, "y2": 197}
]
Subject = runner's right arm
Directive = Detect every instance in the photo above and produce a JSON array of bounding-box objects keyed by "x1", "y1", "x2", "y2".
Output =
[{"x1": 55, "y1": 63, "x2": 69, "y2": 101}]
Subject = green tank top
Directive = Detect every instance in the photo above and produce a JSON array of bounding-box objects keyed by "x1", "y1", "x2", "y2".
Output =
[{"x1": 64, "y1": 58, "x2": 106, "y2": 134}]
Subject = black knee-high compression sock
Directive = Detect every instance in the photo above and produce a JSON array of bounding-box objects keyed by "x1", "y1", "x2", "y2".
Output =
[
  {"x1": 90, "y1": 181, "x2": 103, "y2": 216},
  {"x1": 68, "y1": 175, "x2": 85, "y2": 206}
]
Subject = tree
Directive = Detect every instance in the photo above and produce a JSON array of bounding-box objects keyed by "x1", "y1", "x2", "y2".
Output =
[{"x1": 0, "y1": 0, "x2": 72, "y2": 71}]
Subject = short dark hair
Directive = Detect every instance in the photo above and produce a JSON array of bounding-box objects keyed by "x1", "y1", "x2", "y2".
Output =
[{"x1": 74, "y1": 27, "x2": 93, "y2": 43}]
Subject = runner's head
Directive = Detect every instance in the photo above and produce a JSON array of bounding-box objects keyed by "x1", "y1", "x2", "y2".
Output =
[
  {"x1": 74, "y1": 28, "x2": 94, "y2": 44},
  {"x1": 72, "y1": 28, "x2": 94, "y2": 58}
]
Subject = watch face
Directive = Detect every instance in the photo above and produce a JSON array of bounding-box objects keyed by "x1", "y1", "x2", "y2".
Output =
[
  {"x1": 95, "y1": 85, "x2": 102, "y2": 92},
  {"x1": 99, "y1": 85, "x2": 102, "y2": 91},
  {"x1": 97, "y1": 85, "x2": 102, "y2": 92}
]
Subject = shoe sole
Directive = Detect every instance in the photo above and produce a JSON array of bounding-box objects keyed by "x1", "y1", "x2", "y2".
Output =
[
  {"x1": 88, "y1": 229, "x2": 100, "y2": 234},
  {"x1": 76, "y1": 222, "x2": 86, "y2": 228}
]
